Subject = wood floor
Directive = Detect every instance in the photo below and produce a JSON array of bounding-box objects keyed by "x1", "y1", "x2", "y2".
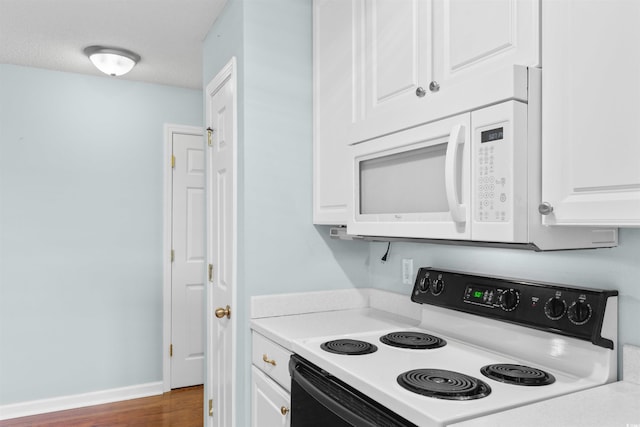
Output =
[{"x1": 0, "y1": 386, "x2": 203, "y2": 427}]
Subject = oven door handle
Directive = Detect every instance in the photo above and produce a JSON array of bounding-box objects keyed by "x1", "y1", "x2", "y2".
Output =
[{"x1": 291, "y1": 365, "x2": 379, "y2": 427}]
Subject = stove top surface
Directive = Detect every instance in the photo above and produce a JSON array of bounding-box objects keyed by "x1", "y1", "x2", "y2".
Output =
[{"x1": 293, "y1": 326, "x2": 606, "y2": 426}]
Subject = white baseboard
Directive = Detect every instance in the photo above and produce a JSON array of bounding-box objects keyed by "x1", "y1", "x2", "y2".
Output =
[{"x1": 0, "y1": 381, "x2": 163, "y2": 421}]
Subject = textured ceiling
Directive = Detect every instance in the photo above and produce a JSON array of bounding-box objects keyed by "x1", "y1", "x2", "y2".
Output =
[{"x1": 0, "y1": 0, "x2": 227, "y2": 89}]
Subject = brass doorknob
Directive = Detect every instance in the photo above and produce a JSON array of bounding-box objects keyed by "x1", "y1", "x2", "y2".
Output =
[
  {"x1": 215, "y1": 305, "x2": 231, "y2": 319},
  {"x1": 280, "y1": 406, "x2": 290, "y2": 416}
]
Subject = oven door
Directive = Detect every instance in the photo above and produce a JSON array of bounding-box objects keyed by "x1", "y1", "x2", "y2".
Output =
[
  {"x1": 348, "y1": 112, "x2": 471, "y2": 240},
  {"x1": 288, "y1": 355, "x2": 417, "y2": 427}
]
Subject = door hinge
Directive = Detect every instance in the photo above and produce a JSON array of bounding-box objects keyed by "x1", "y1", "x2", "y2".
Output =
[
  {"x1": 169, "y1": 344, "x2": 173, "y2": 357},
  {"x1": 206, "y1": 127, "x2": 214, "y2": 146},
  {"x1": 208, "y1": 399, "x2": 213, "y2": 416},
  {"x1": 171, "y1": 249, "x2": 175, "y2": 263},
  {"x1": 171, "y1": 154, "x2": 175, "y2": 168},
  {"x1": 208, "y1": 264, "x2": 213, "y2": 282}
]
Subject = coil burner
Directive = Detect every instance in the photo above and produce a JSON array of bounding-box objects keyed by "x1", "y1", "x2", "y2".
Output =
[
  {"x1": 320, "y1": 339, "x2": 378, "y2": 355},
  {"x1": 480, "y1": 364, "x2": 556, "y2": 386},
  {"x1": 397, "y1": 369, "x2": 491, "y2": 400},
  {"x1": 380, "y1": 331, "x2": 447, "y2": 350}
]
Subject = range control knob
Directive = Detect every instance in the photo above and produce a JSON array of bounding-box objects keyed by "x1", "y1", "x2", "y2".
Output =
[
  {"x1": 431, "y1": 278, "x2": 445, "y2": 296},
  {"x1": 567, "y1": 301, "x2": 592, "y2": 325},
  {"x1": 499, "y1": 289, "x2": 520, "y2": 311},
  {"x1": 544, "y1": 297, "x2": 567, "y2": 320},
  {"x1": 418, "y1": 275, "x2": 430, "y2": 292}
]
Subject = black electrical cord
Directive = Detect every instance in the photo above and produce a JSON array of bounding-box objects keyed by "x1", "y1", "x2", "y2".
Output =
[{"x1": 381, "y1": 242, "x2": 391, "y2": 262}]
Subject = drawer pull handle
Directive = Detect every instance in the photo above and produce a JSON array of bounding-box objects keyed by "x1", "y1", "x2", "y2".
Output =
[
  {"x1": 262, "y1": 354, "x2": 277, "y2": 366},
  {"x1": 280, "y1": 406, "x2": 290, "y2": 416}
]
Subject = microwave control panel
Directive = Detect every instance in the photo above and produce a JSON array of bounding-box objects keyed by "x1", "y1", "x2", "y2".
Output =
[
  {"x1": 475, "y1": 124, "x2": 512, "y2": 223},
  {"x1": 471, "y1": 100, "x2": 528, "y2": 242}
]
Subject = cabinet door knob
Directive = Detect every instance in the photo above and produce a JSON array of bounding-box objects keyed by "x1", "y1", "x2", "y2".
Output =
[
  {"x1": 538, "y1": 202, "x2": 554, "y2": 215},
  {"x1": 415, "y1": 86, "x2": 427, "y2": 97},
  {"x1": 429, "y1": 81, "x2": 440, "y2": 92},
  {"x1": 280, "y1": 406, "x2": 290, "y2": 416},
  {"x1": 262, "y1": 354, "x2": 276, "y2": 366}
]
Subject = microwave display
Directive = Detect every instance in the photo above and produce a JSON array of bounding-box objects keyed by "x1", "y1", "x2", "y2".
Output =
[{"x1": 481, "y1": 127, "x2": 503, "y2": 143}]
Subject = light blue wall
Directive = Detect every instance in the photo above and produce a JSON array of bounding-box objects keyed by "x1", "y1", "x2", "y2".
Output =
[
  {"x1": 368, "y1": 229, "x2": 640, "y2": 373},
  {"x1": 202, "y1": 0, "x2": 370, "y2": 424},
  {"x1": 242, "y1": 0, "x2": 368, "y2": 294},
  {"x1": 0, "y1": 64, "x2": 202, "y2": 405}
]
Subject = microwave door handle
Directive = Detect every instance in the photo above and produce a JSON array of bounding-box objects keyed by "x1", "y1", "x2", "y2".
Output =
[{"x1": 445, "y1": 124, "x2": 467, "y2": 223}]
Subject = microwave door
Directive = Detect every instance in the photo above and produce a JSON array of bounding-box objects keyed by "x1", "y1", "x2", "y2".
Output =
[{"x1": 349, "y1": 113, "x2": 471, "y2": 240}]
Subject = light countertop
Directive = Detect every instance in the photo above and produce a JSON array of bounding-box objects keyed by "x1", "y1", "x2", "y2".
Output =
[{"x1": 249, "y1": 287, "x2": 421, "y2": 350}]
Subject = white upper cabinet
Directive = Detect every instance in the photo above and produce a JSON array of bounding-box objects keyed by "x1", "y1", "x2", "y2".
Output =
[
  {"x1": 354, "y1": 0, "x2": 432, "y2": 143},
  {"x1": 313, "y1": 0, "x2": 539, "y2": 225},
  {"x1": 350, "y1": 0, "x2": 539, "y2": 144},
  {"x1": 433, "y1": 0, "x2": 539, "y2": 100},
  {"x1": 541, "y1": 0, "x2": 640, "y2": 226},
  {"x1": 312, "y1": 0, "x2": 359, "y2": 225}
]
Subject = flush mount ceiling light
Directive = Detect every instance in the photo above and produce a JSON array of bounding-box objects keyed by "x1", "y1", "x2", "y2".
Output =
[{"x1": 84, "y1": 46, "x2": 141, "y2": 77}]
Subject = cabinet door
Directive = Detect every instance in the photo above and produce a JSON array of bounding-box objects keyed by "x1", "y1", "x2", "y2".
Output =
[
  {"x1": 350, "y1": 0, "x2": 432, "y2": 144},
  {"x1": 541, "y1": 0, "x2": 640, "y2": 226},
  {"x1": 433, "y1": 0, "x2": 539, "y2": 98},
  {"x1": 350, "y1": 0, "x2": 538, "y2": 144},
  {"x1": 313, "y1": 0, "x2": 358, "y2": 225},
  {"x1": 251, "y1": 366, "x2": 290, "y2": 427}
]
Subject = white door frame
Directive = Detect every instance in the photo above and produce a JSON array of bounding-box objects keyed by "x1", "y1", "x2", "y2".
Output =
[
  {"x1": 162, "y1": 123, "x2": 204, "y2": 392},
  {"x1": 205, "y1": 56, "x2": 238, "y2": 427}
]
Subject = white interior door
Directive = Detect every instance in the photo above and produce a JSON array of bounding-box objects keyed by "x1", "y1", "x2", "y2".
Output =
[
  {"x1": 171, "y1": 132, "x2": 205, "y2": 389},
  {"x1": 205, "y1": 58, "x2": 237, "y2": 427}
]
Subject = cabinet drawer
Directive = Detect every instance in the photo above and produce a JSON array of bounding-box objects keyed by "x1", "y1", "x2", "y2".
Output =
[{"x1": 252, "y1": 332, "x2": 292, "y2": 392}]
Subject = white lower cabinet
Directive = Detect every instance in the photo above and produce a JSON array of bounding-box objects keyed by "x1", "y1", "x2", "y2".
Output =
[
  {"x1": 251, "y1": 366, "x2": 291, "y2": 427},
  {"x1": 251, "y1": 332, "x2": 292, "y2": 427}
]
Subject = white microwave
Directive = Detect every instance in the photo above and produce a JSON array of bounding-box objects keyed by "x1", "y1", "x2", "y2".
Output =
[{"x1": 347, "y1": 71, "x2": 617, "y2": 250}]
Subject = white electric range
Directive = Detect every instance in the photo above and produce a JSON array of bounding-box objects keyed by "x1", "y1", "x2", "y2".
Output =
[{"x1": 288, "y1": 268, "x2": 618, "y2": 427}]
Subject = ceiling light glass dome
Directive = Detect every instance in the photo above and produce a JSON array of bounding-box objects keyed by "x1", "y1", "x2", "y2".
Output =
[{"x1": 84, "y1": 46, "x2": 141, "y2": 77}]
